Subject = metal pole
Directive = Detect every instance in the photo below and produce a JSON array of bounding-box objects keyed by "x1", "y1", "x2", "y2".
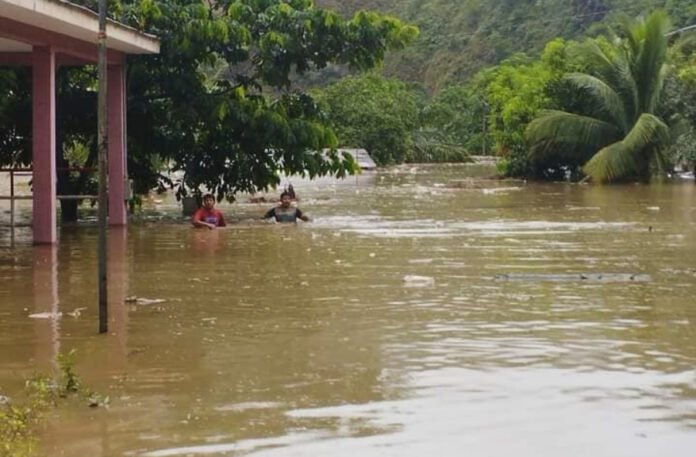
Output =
[
  {"x1": 482, "y1": 102, "x2": 488, "y2": 156},
  {"x1": 10, "y1": 170, "x2": 15, "y2": 247},
  {"x1": 97, "y1": 0, "x2": 108, "y2": 334}
]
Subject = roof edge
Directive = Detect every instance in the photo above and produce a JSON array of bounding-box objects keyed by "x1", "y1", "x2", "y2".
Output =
[{"x1": 1, "y1": 0, "x2": 159, "y2": 54}]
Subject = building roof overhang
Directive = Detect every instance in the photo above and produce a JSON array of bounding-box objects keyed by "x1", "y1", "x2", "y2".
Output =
[{"x1": 0, "y1": 0, "x2": 159, "y2": 55}]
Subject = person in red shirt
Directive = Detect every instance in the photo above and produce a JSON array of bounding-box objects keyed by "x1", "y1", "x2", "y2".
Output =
[{"x1": 191, "y1": 194, "x2": 226, "y2": 229}]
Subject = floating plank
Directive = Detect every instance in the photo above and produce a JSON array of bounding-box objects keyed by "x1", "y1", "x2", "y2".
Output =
[{"x1": 494, "y1": 273, "x2": 651, "y2": 283}]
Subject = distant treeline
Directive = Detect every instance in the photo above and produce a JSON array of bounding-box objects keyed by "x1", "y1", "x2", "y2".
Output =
[
  {"x1": 313, "y1": 6, "x2": 696, "y2": 181},
  {"x1": 316, "y1": 0, "x2": 696, "y2": 92}
]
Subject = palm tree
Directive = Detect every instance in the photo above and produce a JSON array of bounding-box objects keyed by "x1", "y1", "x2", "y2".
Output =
[{"x1": 526, "y1": 11, "x2": 671, "y2": 183}]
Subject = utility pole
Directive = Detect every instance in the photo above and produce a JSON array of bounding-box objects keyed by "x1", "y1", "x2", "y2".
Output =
[
  {"x1": 97, "y1": 0, "x2": 108, "y2": 334},
  {"x1": 482, "y1": 101, "x2": 488, "y2": 156}
]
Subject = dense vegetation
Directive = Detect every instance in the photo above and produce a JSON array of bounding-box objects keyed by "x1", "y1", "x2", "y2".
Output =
[
  {"x1": 319, "y1": 2, "x2": 696, "y2": 181},
  {"x1": 317, "y1": 0, "x2": 696, "y2": 91},
  {"x1": 528, "y1": 12, "x2": 671, "y2": 183},
  {"x1": 315, "y1": 74, "x2": 419, "y2": 165},
  {"x1": 2, "y1": 0, "x2": 696, "y2": 209},
  {"x1": 0, "y1": 0, "x2": 417, "y2": 219}
]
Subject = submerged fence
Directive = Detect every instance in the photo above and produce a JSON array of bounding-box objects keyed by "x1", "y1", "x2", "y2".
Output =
[{"x1": 0, "y1": 167, "x2": 99, "y2": 245}]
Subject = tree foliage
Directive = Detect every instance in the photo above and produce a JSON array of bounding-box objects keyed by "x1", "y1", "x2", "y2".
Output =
[
  {"x1": 486, "y1": 39, "x2": 578, "y2": 178},
  {"x1": 527, "y1": 11, "x2": 671, "y2": 182},
  {"x1": 316, "y1": 0, "x2": 696, "y2": 92},
  {"x1": 0, "y1": 0, "x2": 417, "y2": 210},
  {"x1": 662, "y1": 34, "x2": 696, "y2": 174},
  {"x1": 315, "y1": 73, "x2": 419, "y2": 165},
  {"x1": 122, "y1": 0, "x2": 418, "y2": 198},
  {"x1": 420, "y1": 81, "x2": 487, "y2": 155}
]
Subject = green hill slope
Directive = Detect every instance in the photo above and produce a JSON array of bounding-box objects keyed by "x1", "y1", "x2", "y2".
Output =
[{"x1": 315, "y1": 0, "x2": 696, "y2": 92}]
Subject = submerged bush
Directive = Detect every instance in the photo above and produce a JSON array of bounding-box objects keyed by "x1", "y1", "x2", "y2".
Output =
[{"x1": 0, "y1": 350, "x2": 103, "y2": 457}]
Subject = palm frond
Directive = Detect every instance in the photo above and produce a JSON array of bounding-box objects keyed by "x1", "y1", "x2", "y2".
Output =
[
  {"x1": 634, "y1": 11, "x2": 669, "y2": 113},
  {"x1": 582, "y1": 141, "x2": 638, "y2": 183},
  {"x1": 573, "y1": 40, "x2": 617, "y2": 83},
  {"x1": 618, "y1": 15, "x2": 642, "y2": 62},
  {"x1": 583, "y1": 113, "x2": 670, "y2": 182},
  {"x1": 564, "y1": 73, "x2": 629, "y2": 131},
  {"x1": 526, "y1": 110, "x2": 621, "y2": 158},
  {"x1": 572, "y1": 40, "x2": 638, "y2": 121},
  {"x1": 622, "y1": 113, "x2": 670, "y2": 157}
]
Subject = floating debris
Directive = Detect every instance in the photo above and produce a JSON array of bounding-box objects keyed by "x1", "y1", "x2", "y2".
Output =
[
  {"x1": 125, "y1": 296, "x2": 167, "y2": 305},
  {"x1": 403, "y1": 275, "x2": 435, "y2": 287},
  {"x1": 66, "y1": 307, "x2": 87, "y2": 318},
  {"x1": 28, "y1": 312, "x2": 62, "y2": 319},
  {"x1": 494, "y1": 273, "x2": 651, "y2": 283},
  {"x1": 482, "y1": 187, "x2": 523, "y2": 195},
  {"x1": 214, "y1": 401, "x2": 283, "y2": 412},
  {"x1": 408, "y1": 258, "x2": 434, "y2": 264}
]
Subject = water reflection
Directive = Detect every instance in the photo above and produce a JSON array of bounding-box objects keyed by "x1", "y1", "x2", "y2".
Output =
[
  {"x1": 32, "y1": 245, "x2": 60, "y2": 370},
  {"x1": 108, "y1": 227, "x2": 130, "y2": 370}
]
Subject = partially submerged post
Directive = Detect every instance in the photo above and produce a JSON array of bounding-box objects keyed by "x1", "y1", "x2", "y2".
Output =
[{"x1": 97, "y1": 0, "x2": 108, "y2": 333}]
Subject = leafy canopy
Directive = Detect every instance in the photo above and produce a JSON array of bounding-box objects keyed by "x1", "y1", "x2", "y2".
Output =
[
  {"x1": 315, "y1": 73, "x2": 419, "y2": 165},
  {"x1": 123, "y1": 0, "x2": 419, "y2": 198},
  {"x1": 315, "y1": 0, "x2": 696, "y2": 92},
  {"x1": 0, "y1": 0, "x2": 418, "y2": 202},
  {"x1": 486, "y1": 38, "x2": 576, "y2": 178},
  {"x1": 527, "y1": 10, "x2": 671, "y2": 182}
]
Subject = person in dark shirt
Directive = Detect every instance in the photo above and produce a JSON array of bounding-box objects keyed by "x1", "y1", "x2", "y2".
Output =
[
  {"x1": 191, "y1": 194, "x2": 226, "y2": 229},
  {"x1": 264, "y1": 191, "x2": 310, "y2": 223}
]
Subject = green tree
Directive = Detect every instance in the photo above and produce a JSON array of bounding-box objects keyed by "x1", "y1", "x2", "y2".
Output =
[
  {"x1": 421, "y1": 81, "x2": 488, "y2": 154},
  {"x1": 0, "y1": 0, "x2": 417, "y2": 219},
  {"x1": 0, "y1": 69, "x2": 30, "y2": 167},
  {"x1": 316, "y1": 73, "x2": 419, "y2": 165},
  {"x1": 120, "y1": 0, "x2": 417, "y2": 198},
  {"x1": 527, "y1": 11, "x2": 671, "y2": 183},
  {"x1": 662, "y1": 34, "x2": 696, "y2": 176},
  {"x1": 486, "y1": 38, "x2": 574, "y2": 178}
]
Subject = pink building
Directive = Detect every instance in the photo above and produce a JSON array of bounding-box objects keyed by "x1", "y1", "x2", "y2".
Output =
[{"x1": 0, "y1": 0, "x2": 159, "y2": 244}]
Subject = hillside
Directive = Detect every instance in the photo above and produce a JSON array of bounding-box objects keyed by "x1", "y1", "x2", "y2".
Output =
[{"x1": 315, "y1": 0, "x2": 696, "y2": 92}]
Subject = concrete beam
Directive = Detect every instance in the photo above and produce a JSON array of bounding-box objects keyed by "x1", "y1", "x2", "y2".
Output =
[
  {"x1": 0, "y1": 51, "x2": 95, "y2": 66},
  {"x1": 0, "y1": 16, "x2": 124, "y2": 64},
  {"x1": 0, "y1": 0, "x2": 159, "y2": 55}
]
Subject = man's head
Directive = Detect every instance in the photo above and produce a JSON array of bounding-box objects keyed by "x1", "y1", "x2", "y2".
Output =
[
  {"x1": 280, "y1": 191, "x2": 293, "y2": 208},
  {"x1": 202, "y1": 193, "x2": 215, "y2": 209}
]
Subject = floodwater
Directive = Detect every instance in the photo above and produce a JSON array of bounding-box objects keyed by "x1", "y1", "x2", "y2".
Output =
[{"x1": 1, "y1": 164, "x2": 696, "y2": 457}]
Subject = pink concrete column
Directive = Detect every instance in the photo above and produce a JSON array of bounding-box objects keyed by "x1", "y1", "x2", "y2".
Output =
[
  {"x1": 108, "y1": 63, "x2": 127, "y2": 225},
  {"x1": 32, "y1": 46, "x2": 56, "y2": 244}
]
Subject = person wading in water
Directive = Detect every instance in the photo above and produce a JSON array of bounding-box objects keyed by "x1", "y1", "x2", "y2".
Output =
[
  {"x1": 263, "y1": 190, "x2": 310, "y2": 223},
  {"x1": 191, "y1": 193, "x2": 227, "y2": 229}
]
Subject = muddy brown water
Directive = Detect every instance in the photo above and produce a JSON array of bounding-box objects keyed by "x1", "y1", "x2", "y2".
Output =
[{"x1": 1, "y1": 164, "x2": 696, "y2": 456}]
